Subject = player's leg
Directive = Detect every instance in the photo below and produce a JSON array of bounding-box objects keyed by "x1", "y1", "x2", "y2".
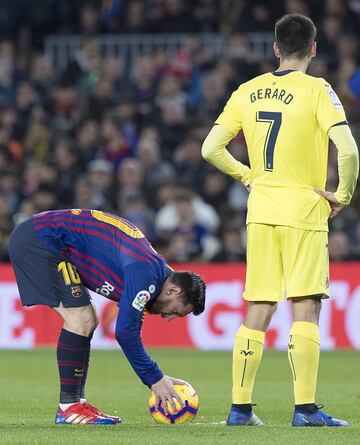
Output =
[
  {"x1": 228, "y1": 301, "x2": 276, "y2": 426},
  {"x1": 232, "y1": 301, "x2": 277, "y2": 406},
  {"x1": 228, "y1": 224, "x2": 283, "y2": 426},
  {"x1": 80, "y1": 332, "x2": 93, "y2": 403},
  {"x1": 289, "y1": 297, "x2": 321, "y2": 412},
  {"x1": 52, "y1": 302, "x2": 98, "y2": 406},
  {"x1": 283, "y1": 227, "x2": 348, "y2": 426},
  {"x1": 52, "y1": 269, "x2": 121, "y2": 425}
]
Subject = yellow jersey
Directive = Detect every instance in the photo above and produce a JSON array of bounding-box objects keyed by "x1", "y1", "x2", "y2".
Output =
[{"x1": 215, "y1": 70, "x2": 347, "y2": 231}]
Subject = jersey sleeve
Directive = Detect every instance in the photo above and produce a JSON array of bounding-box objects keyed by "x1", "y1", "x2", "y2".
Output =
[
  {"x1": 215, "y1": 87, "x2": 243, "y2": 136},
  {"x1": 315, "y1": 79, "x2": 347, "y2": 133},
  {"x1": 115, "y1": 263, "x2": 164, "y2": 387},
  {"x1": 202, "y1": 124, "x2": 251, "y2": 185},
  {"x1": 329, "y1": 125, "x2": 359, "y2": 205}
]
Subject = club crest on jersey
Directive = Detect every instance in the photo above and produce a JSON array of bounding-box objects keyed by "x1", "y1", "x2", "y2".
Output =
[
  {"x1": 132, "y1": 290, "x2": 151, "y2": 311},
  {"x1": 71, "y1": 285, "x2": 82, "y2": 298},
  {"x1": 96, "y1": 281, "x2": 115, "y2": 297}
]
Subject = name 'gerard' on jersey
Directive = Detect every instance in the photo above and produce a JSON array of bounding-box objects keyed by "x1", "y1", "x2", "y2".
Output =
[{"x1": 250, "y1": 88, "x2": 294, "y2": 104}]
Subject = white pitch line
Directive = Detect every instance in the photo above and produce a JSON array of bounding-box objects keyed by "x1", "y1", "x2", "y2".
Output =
[{"x1": 191, "y1": 421, "x2": 226, "y2": 425}]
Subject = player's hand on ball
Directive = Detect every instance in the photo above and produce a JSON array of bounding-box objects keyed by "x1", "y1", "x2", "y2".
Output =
[
  {"x1": 149, "y1": 381, "x2": 199, "y2": 424},
  {"x1": 166, "y1": 376, "x2": 192, "y2": 387},
  {"x1": 151, "y1": 376, "x2": 185, "y2": 415},
  {"x1": 316, "y1": 189, "x2": 345, "y2": 219}
]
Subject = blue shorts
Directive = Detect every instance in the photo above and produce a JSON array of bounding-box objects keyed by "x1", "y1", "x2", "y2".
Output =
[{"x1": 8, "y1": 219, "x2": 91, "y2": 308}]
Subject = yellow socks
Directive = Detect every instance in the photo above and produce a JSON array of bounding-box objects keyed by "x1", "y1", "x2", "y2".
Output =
[
  {"x1": 232, "y1": 322, "x2": 319, "y2": 405},
  {"x1": 232, "y1": 325, "x2": 265, "y2": 404},
  {"x1": 288, "y1": 321, "x2": 320, "y2": 404}
]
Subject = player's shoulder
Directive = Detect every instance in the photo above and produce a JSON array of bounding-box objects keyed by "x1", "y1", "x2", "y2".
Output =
[
  {"x1": 237, "y1": 73, "x2": 272, "y2": 92},
  {"x1": 299, "y1": 73, "x2": 332, "y2": 90}
]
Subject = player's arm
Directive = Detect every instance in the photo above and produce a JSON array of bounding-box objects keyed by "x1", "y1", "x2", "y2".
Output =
[
  {"x1": 115, "y1": 263, "x2": 184, "y2": 414},
  {"x1": 201, "y1": 124, "x2": 251, "y2": 186},
  {"x1": 202, "y1": 86, "x2": 251, "y2": 187},
  {"x1": 315, "y1": 80, "x2": 359, "y2": 217},
  {"x1": 317, "y1": 124, "x2": 359, "y2": 217},
  {"x1": 330, "y1": 124, "x2": 359, "y2": 205}
]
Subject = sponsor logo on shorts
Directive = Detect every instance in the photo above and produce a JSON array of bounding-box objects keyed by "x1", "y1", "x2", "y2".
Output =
[
  {"x1": 71, "y1": 285, "x2": 82, "y2": 298},
  {"x1": 132, "y1": 290, "x2": 151, "y2": 311}
]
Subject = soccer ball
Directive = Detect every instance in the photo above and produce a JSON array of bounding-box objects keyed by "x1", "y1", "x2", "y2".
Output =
[{"x1": 149, "y1": 384, "x2": 199, "y2": 424}]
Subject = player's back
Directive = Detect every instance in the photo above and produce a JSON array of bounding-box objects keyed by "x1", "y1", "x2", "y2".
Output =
[
  {"x1": 32, "y1": 209, "x2": 167, "y2": 300},
  {"x1": 217, "y1": 70, "x2": 347, "y2": 230}
]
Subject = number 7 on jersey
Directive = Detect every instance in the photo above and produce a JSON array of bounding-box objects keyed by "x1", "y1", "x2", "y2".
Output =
[{"x1": 256, "y1": 111, "x2": 282, "y2": 171}]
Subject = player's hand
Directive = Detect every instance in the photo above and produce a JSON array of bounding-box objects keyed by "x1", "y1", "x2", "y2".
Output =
[
  {"x1": 315, "y1": 188, "x2": 345, "y2": 218},
  {"x1": 151, "y1": 376, "x2": 185, "y2": 415}
]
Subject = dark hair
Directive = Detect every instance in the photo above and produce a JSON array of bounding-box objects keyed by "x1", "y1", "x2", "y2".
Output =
[
  {"x1": 275, "y1": 14, "x2": 316, "y2": 59},
  {"x1": 169, "y1": 271, "x2": 206, "y2": 315}
]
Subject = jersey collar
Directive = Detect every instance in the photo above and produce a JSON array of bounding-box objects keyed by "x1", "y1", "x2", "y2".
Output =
[{"x1": 272, "y1": 69, "x2": 297, "y2": 76}]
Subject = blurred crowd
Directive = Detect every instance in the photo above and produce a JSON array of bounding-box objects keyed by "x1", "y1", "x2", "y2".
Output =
[{"x1": 0, "y1": 0, "x2": 360, "y2": 263}]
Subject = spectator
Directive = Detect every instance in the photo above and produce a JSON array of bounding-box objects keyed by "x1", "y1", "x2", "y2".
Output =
[
  {"x1": 87, "y1": 159, "x2": 115, "y2": 209},
  {"x1": 100, "y1": 116, "x2": 131, "y2": 170},
  {"x1": 328, "y1": 231, "x2": 351, "y2": 261},
  {"x1": 211, "y1": 223, "x2": 246, "y2": 262},
  {"x1": 0, "y1": 0, "x2": 359, "y2": 263},
  {"x1": 155, "y1": 183, "x2": 220, "y2": 235},
  {"x1": 136, "y1": 131, "x2": 176, "y2": 191}
]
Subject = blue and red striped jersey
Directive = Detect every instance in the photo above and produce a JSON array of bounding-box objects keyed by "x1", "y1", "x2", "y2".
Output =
[{"x1": 32, "y1": 209, "x2": 171, "y2": 386}]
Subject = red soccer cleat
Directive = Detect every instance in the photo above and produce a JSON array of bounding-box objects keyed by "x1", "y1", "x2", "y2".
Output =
[
  {"x1": 82, "y1": 402, "x2": 122, "y2": 424},
  {"x1": 55, "y1": 402, "x2": 117, "y2": 425}
]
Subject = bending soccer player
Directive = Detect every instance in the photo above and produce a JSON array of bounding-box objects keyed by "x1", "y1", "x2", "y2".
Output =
[
  {"x1": 202, "y1": 14, "x2": 358, "y2": 427},
  {"x1": 9, "y1": 209, "x2": 206, "y2": 425}
]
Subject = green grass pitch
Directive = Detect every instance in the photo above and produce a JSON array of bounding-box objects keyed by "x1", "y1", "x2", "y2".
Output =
[{"x1": 0, "y1": 349, "x2": 359, "y2": 444}]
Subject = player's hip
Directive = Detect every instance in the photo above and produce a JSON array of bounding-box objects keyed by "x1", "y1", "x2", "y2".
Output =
[
  {"x1": 246, "y1": 189, "x2": 331, "y2": 231},
  {"x1": 9, "y1": 219, "x2": 90, "y2": 308}
]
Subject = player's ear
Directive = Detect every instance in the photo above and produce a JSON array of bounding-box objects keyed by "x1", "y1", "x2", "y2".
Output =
[
  {"x1": 167, "y1": 284, "x2": 182, "y2": 296},
  {"x1": 273, "y1": 42, "x2": 281, "y2": 59},
  {"x1": 310, "y1": 41, "x2": 317, "y2": 58}
]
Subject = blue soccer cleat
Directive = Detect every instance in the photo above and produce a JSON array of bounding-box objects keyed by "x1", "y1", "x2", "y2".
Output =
[
  {"x1": 55, "y1": 402, "x2": 118, "y2": 425},
  {"x1": 227, "y1": 406, "x2": 265, "y2": 426},
  {"x1": 292, "y1": 407, "x2": 349, "y2": 427}
]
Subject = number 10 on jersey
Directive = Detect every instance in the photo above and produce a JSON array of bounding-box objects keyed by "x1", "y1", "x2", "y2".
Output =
[{"x1": 256, "y1": 111, "x2": 282, "y2": 172}]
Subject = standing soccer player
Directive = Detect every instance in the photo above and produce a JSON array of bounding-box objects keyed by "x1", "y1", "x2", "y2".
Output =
[
  {"x1": 9, "y1": 209, "x2": 206, "y2": 425},
  {"x1": 202, "y1": 14, "x2": 358, "y2": 426}
]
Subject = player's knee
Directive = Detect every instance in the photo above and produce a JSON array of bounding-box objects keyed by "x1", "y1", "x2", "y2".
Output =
[
  {"x1": 91, "y1": 311, "x2": 99, "y2": 331},
  {"x1": 81, "y1": 307, "x2": 98, "y2": 334},
  {"x1": 245, "y1": 301, "x2": 277, "y2": 331},
  {"x1": 263, "y1": 303, "x2": 277, "y2": 326},
  {"x1": 62, "y1": 305, "x2": 98, "y2": 336},
  {"x1": 292, "y1": 296, "x2": 321, "y2": 323}
]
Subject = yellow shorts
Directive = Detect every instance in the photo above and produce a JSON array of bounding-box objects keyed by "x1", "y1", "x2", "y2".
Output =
[{"x1": 243, "y1": 223, "x2": 329, "y2": 302}]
